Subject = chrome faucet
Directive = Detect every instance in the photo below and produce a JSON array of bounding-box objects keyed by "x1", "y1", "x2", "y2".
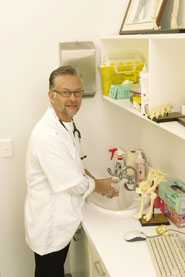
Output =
[
  {"x1": 123, "y1": 166, "x2": 137, "y2": 191},
  {"x1": 107, "y1": 160, "x2": 137, "y2": 191}
]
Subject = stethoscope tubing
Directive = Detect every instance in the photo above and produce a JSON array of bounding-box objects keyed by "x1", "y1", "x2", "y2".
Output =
[
  {"x1": 59, "y1": 119, "x2": 86, "y2": 160},
  {"x1": 59, "y1": 119, "x2": 81, "y2": 141}
]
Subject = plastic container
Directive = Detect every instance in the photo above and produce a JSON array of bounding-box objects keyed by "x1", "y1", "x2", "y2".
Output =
[
  {"x1": 135, "y1": 152, "x2": 146, "y2": 182},
  {"x1": 163, "y1": 203, "x2": 185, "y2": 227},
  {"x1": 140, "y1": 66, "x2": 149, "y2": 115},
  {"x1": 109, "y1": 81, "x2": 132, "y2": 99},
  {"x1": 100, "y1": 59, "x2": 144, "y2": 96},
  {"x1": 159, "y1": 179, "x2": 185, "y2": 215}
]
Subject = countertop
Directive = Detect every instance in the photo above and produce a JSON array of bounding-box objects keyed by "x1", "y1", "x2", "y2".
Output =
[{"x1": 82, "y1": 202, "x2": 157, "y2": 277}]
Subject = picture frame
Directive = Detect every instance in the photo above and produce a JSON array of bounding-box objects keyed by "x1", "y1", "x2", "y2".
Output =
[
  {"x1": 170, "y1": 0, "x2": 180, "y2": 29},
  {"x1": 119, "y1": 0, "x2": 168, "y2": 35}
]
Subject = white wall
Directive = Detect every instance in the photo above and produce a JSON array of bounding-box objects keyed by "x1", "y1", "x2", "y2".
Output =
[
  {"x1": 0, "y1": 1, "x2": 127, "y2": 277},
  {"x1": 1, "y1": 1, "x2": 185, "y2": 277}
]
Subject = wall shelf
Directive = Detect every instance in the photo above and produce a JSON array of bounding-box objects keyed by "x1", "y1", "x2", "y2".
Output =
[
  {"x1": 101, "y1": 34, "x2": 185, "y2": 142},
  {"x1": 103, "y1": 96, "x2": 185, "y2": 141}
]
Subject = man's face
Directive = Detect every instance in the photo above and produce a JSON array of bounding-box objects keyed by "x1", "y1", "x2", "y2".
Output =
[{"x1": 49, "y1": 74, "x2": 83, "y2": 122}]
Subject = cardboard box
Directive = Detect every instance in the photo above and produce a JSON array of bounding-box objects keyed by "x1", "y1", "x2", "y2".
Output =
[{"x1": 159, "y1": 179, "x2": 185, "y2": 215}]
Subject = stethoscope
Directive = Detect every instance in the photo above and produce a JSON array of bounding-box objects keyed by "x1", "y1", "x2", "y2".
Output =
[{"x1": 59, "y1": 119, "x2": 87, "y2": 160}]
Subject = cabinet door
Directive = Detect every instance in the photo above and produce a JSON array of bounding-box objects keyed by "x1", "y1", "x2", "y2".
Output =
[
  {"x1": 92, "y1": 260, "x2": 109, "y2": 277},
  {"x1": 88, "y1": 239, "x2": 110, "y2": 277},
  {"x1": 65, "y1": 227, "x2": 90, "y2": 277}
]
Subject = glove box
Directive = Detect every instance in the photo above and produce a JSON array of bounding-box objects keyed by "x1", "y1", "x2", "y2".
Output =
[{"x1": 159, "y1": 179, "x2": 185, "y2": 215}]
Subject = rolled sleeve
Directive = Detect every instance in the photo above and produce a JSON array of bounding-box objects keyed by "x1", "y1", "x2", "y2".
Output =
[{"x1": 68, "y1": 175, "x2": 95, "y2": 197}]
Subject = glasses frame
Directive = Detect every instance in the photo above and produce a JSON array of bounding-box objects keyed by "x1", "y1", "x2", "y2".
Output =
[{"x1": 53, "y1": 89, "x2": 84, "y2": 98}]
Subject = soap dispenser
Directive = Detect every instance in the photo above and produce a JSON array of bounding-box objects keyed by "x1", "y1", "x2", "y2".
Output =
[{"x1": 135, "y1": 152, "x2": 146, "y2": 182}]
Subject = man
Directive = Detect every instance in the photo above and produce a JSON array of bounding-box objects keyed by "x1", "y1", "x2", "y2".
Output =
[{"x1": 24, "y1": 65, "x2": 118, "y2": 277}]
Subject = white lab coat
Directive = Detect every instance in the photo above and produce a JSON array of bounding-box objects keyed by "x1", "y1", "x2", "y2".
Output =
[{"x1": 24, "y1": 106, "x2": 95, "y2": 255}]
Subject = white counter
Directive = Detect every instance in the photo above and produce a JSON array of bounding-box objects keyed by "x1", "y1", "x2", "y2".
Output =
[{"x1": 82, "y1": 203, "x2": 157, "y2": 277}]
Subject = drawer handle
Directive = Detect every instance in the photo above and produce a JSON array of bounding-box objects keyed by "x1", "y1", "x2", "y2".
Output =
[{"x1": 94, "y1": 261, "x2": 106, "y2": 276}]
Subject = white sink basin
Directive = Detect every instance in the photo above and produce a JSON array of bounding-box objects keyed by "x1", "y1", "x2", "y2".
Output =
[{"x1": 86, "y1": 184, "x2": 139, "y2": 217}]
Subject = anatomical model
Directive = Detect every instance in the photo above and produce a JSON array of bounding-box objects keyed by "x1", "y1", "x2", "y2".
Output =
[
  {"x1": 136, "y1": 168, "x2": 167, "y2": 221},
  {"x1": 147, "y1": 104, "x2": 173, "y2": 120}
]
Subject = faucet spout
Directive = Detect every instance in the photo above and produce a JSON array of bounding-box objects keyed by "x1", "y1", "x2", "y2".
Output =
[{"x1": 123, "y1": 166, "x2": 137, "y2": 191}]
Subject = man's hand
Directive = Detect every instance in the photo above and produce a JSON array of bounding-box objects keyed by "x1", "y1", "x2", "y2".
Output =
[
  {"x1": 84, "y1": 169, "x2": 119, "y2": 198},
  {"x1": 95, "y1": 178, "x2": 119, "y2": 198}
]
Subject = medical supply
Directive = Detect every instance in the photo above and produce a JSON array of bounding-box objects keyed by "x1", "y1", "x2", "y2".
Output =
[
  {"x1": 107, "y1": 147, "x2": 137, "y2": 190},
  {"x1": 59, "y1": 119, "x2": 87, "y2": 160},
  {"x1": 159, "y1": 179, "x2": 185, "y2": 215},
  {"x1": 100, "y1": 59, "x2": 144, "y2": 96},
  {"x1": 126, "y1": 149, "x2": 147, "y2": 178},
  {"x1": 126, "y1": 149, "x2": 140, "y2": 168},
  {"x1": 135, "y1": 152, "x2": 146, "y2": 182},
  {"x1": 163, "y1": 203, "x2": 185, "y2": 228},
  {"x1": 60, "y1": 119, "x2": 81, "y2": 140},
  {"x1": 147, "y1": 231, "x2": 185, "y2": 277},
  {"x1": 140, "y1": 66, "x2": 149, "y2": 115},
  {"x1": 130, "y1": 93, "x2": 141, "y2": 111},
  {"x1": 107, "y1": 147, "x2": 126, "y2": 179},
  {"x1": 109, "y1": 81, "x2": 131, "y2": 99}
]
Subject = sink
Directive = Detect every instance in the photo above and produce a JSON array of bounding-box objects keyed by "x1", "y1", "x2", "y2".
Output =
[{"x1": 86, "y1": 182, "x2": 139, "y2": 217}]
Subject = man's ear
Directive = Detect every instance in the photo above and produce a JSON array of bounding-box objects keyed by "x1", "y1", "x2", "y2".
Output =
[{"x1": 48, "y1": 91, "x2": 56, "y2": 104}]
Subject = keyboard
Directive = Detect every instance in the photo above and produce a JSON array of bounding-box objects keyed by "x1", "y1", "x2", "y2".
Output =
[{"x1": 147, "y1": 232, "x2": 185, "y2": 277}]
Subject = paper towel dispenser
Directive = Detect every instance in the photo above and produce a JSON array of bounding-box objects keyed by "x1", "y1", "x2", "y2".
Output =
[{"x1": 59, "y1": 41, "x2": 96, "y2": 97}]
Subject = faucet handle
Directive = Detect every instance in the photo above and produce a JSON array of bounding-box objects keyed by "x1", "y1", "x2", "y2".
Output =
[{"x1": 108, "y1": 148, "x2": 117, "y2": 160}]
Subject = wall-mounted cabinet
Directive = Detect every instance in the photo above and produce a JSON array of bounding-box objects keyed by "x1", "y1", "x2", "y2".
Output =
[{"x1": 100, "y1": 34, "x2": 185, "y2": 141}]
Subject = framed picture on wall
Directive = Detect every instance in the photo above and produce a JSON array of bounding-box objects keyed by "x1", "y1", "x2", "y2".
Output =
[{"x1": 119, "y1": 0, "x2": 168, "y2": 34}]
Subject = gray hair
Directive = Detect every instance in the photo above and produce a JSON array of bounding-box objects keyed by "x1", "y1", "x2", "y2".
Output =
[{"x1": 49, "y1": 65, "x2": 79, "y2": 90}]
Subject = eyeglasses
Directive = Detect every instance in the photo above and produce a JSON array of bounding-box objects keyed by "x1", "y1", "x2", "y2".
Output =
[{"x1": 53, "y1": 89, "x2": 84, "y2": 98}]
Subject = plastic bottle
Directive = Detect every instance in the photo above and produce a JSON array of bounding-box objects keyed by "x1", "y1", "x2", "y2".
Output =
[
  {"x1": 140, "y1": 65, "x2": 149, "y2": 116},
  {"x1": 135, "y1": 152, "x2": 146, "y2": 182}
]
